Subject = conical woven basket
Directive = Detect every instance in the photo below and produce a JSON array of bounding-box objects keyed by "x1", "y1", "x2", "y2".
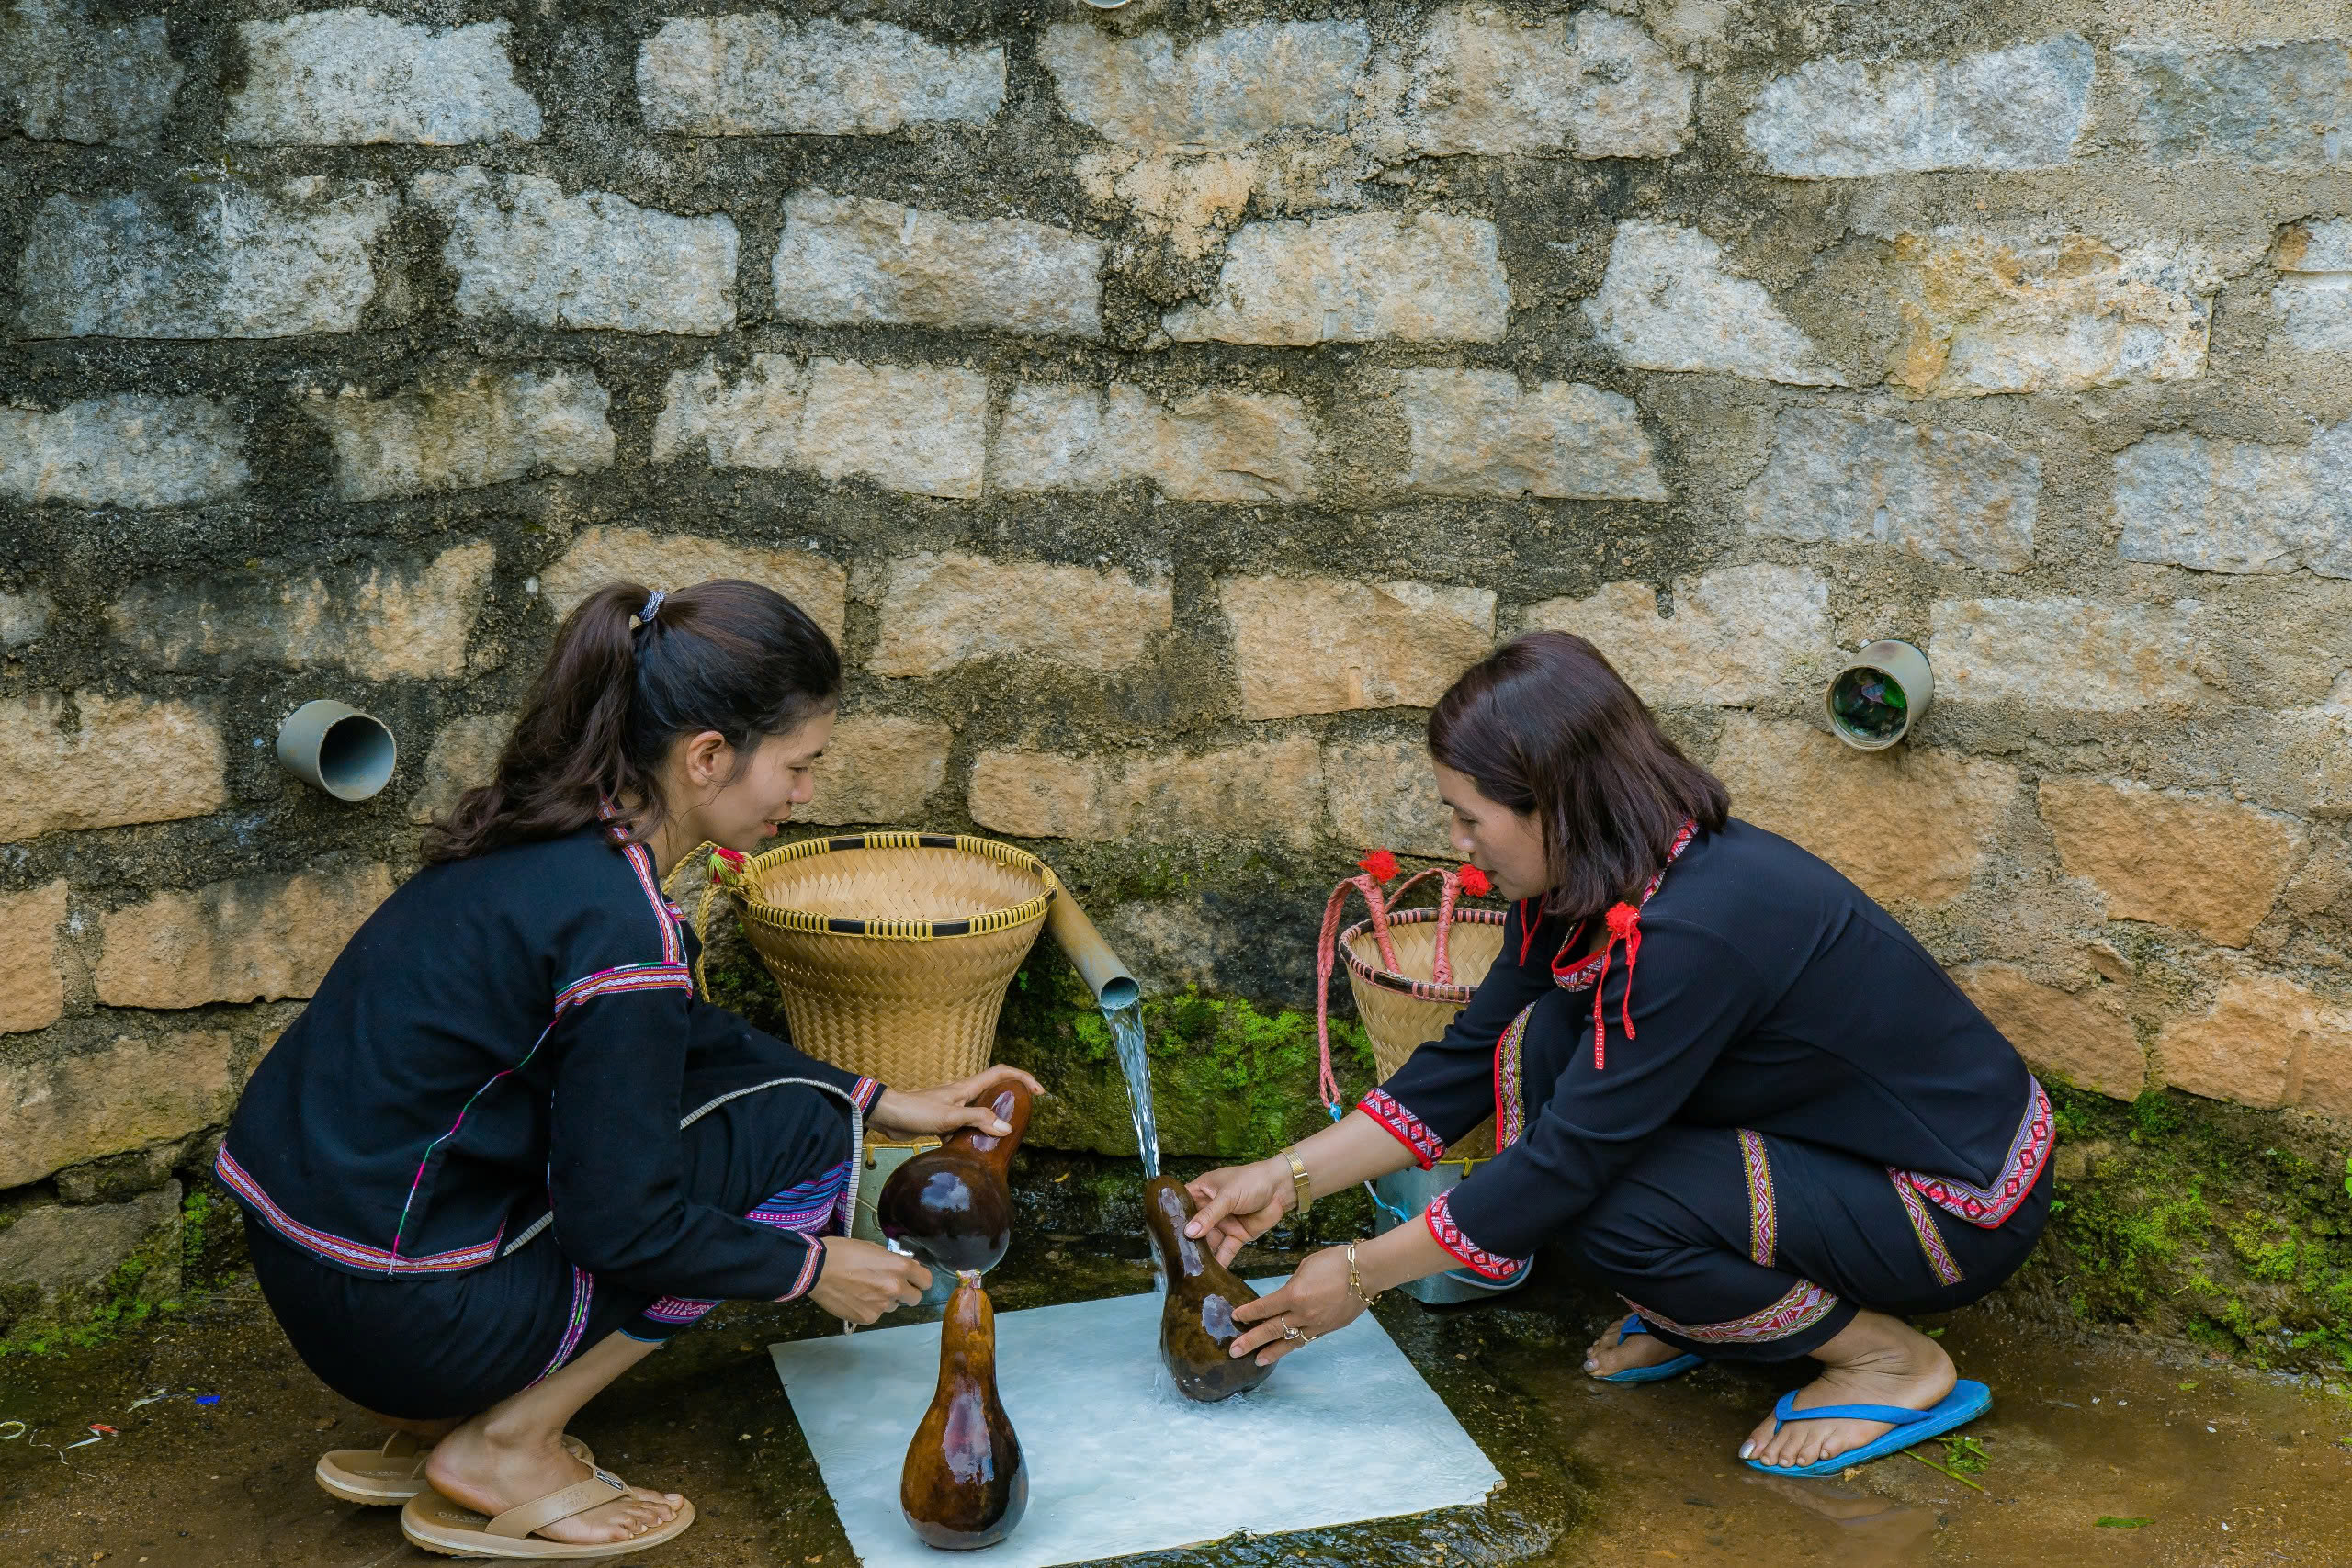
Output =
[
  {"x1": 1342, "y1": 908, "x2": 1507, "y2": 1158},
  {"x1": 729, "y1": 832, "x2": 1055, "y2": 1088}
]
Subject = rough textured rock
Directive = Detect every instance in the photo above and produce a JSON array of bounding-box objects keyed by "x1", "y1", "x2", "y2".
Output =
[
  {"x1": 771, "y1": 190, "x2": 1102, "y2": 339},
  {"x1": 15, "y1": 180, "x2": 394, "y2": 339},
  {"x1": 1323, "y1": 737, "x2": 1454, "y2": 858},
  {"x1": 994, "y1": 383, "x2": 1317, "y2": 502},
  {"x1": 2158, "y1": 975, "x2": 2342, "y2": 1108},
  {"x1": 0, "y1": 0, "x2": 184, "y2": 144},
  {"x1": 1388, "y1": 369, "x2": 1666, "y2": 500},
  {"x1": 2038, "y1": 780, "x2": 2301, "y2": 947},
  {"x1": 654, "y1": 355, "x2": 987, "y2": 499},
  {"x1": 1040, "y1": 20, "x2": 1365, "y2": 152},
  {"x1": 1583, "y1": 222, "x2": 1844, "y2": 384},
  {"x1": 111, "y1": 542, "x2": 494, "y2": 680},
  {"x1": 2, "y1": 1027, "x2": 238, "y2": 1185},
  {"x1": 1524, "y1": 564, "x2": 1828, "y2": 707},
  {"x1": 2268, "y1": 220, "x2": 2352, "y2": 353},
  {"x1": 1954, "y1": 963, "x2": 2143, "y2": 1100},
  {"x1": 869, "y1": 553, "x2": 1172, "y2": 675},
  {"x1": 1743, "y1": 405, "x2": 2038, "y2": 572},
  {"x1": 96, "y1": 865, "x2": 398, "y2": 1010},
  {"x1": 1388, "y1": 6, "x2": 1692, "y2": 159},
  {"x1": 301, "y1": 368, "x2": 612, "y2": 501},
  {"x1": 1165, "y1": 212, "x2": 1509, "y2": 345},
  {"x1": 1743, "y1": 35, "x2": 2093, "y2": 176},
  {"x1": 638, "y1": 15, "x2": 1002, "y2": 136},
  {"x1": 1929, "y1": 597, "x2": 2204, "y2": 711},
  {"x1": 2291, "y1": 987, "x2": 2352, "y2": 1117},
  {"x1": 797, "y1": 716, "x2": 955, "y2": 827},
  {"x1": 0, "y1": 590, "x2": 49, "y2": 647},
  {"x1": 1883, "y1": 231, "x2": 2212, "y2": 396},
  {"x1": 1713, "y1": 715, "x2": 2018, "y2": 907},
  {"x1": 0, "y1": 394, "x2": 249, "y2": 509},
  {"x1": 0, "y1": 1186, "x2": 182, "y2": 1317},
  {"x1": 539, "y1": 527, "x2": 848, "y2": 645},
  {"x1": 968, "y1": 739, "x2": 1324, "y2": 845},
  {"x1": 413, "y1": 168, "x2": 736, "y2": 335},
  {"x1": 1219, "y1": 575, "x2": 1498, "y2": 719},
  {"x1": 409, "y1": 712, "x2": 514, "y2": 825},
  {"x1": 225, "y1": 11, "x2": 540, "y2": 145},
  {"x1": 2120, "y1": 40, "x2": 2352, "y2": 170},
  {"x1": 0, "y1": 880, "x2": 70, "y2": 1034},
  {"x1": 2113, "y1": 422, "x2": 2352, "y2": 579},
  {"x1": 795, "y1": 360, "x2": 988, "y2": 500},
  {"x1": 0, "y1": 693, "x2": 227, "y2": 842}
]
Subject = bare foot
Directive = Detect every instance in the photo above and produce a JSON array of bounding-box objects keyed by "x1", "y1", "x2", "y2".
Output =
[
  {"x1": 1582, "y1": 1315, "x2": 1687, "y2": 1379},
  {"x1": 1741, "y1": 1310, "x2": 1956, "y2": 1471},
  {"x1": 425, "y1": 1421, "x2": 684, "y2": 1547}
]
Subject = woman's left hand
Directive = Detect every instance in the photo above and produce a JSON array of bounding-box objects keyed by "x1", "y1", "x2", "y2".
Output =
[
  {"x1": 1227, "y1": 1246, "x2": 1364, "y2": 1367},
  {"x1": 868, "y1": 1065, "x2": 1044, "y2": 1141}
]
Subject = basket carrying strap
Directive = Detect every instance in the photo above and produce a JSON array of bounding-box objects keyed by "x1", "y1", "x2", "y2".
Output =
[{"x1": 1311, "y1": 866, "x2": 1465, "y2": 1111}]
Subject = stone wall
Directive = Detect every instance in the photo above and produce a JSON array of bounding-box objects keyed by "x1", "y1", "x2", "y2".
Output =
[{"x1": 8, "y1": 0, "x2": 2352, "y2": 1331}]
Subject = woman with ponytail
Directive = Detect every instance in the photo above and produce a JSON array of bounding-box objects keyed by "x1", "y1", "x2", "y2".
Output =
[{"x1": 220, "y1": 580, "x2": 1039, "y2": 1559}]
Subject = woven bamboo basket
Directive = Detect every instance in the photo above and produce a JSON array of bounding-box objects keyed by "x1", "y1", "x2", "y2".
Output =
[
  {"x1": 727, "y1": 831, "x2": 1055, "y2": 1087},
  {"x1": 1342, "y1": 908, "x2": 1508, "y2": 1158}
]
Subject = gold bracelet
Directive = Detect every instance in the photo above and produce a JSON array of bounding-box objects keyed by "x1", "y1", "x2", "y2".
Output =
[
  {"x1": 1344, "y1": 1241, "x2": 1383, "y2": 1308},
  {"x1": 1282, "y1": 1147, "x2": 1313, "y2": 1217}
]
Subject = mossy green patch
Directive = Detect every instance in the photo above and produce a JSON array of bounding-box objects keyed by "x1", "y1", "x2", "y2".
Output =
[
  {"x1": 998, "y1": 955, "x2": 1376, "y2": 1160},
  {"x1": 2016, "y1": 1083, "x2": 2352, "y2": 1376}
]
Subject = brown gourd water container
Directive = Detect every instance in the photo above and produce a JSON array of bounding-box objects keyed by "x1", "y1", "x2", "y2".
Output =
[
  {"x1": 900, "y1": 1273, "x2": 1028, "y2": 1550},
  {"x1": 876, "y1": 1083, "x2": 1032, "y2": 1276},
  {"x1": 1142, "y1": 1177, "x2": 1274, "y2": 1403}
]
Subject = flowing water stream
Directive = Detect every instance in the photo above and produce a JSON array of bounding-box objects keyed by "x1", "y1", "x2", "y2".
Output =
[{"x1": 1102, "y1": 998, "x2": 1160, "y2": 1179}]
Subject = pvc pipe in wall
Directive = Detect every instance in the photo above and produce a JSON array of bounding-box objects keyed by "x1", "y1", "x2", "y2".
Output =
[{"x1": 277, "y1": 700, "x2": 398, "y2": 801}]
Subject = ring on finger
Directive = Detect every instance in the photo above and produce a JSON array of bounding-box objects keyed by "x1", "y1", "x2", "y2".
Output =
[{"x1": 1280, "y1": 1314, "x2": 1306, "y2": 1343}]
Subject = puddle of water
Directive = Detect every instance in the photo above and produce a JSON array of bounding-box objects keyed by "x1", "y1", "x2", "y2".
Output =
[
  {"x1": 1102, "y1": 998, "x2": 1160, "y2": 1180},
  {"x1": 7, "y1": 1227, "x2": 2350, "y2": 1566}
]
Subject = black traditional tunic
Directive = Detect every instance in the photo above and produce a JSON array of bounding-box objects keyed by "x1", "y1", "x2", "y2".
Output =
[
  {"x1": 220, "y1": 821, "x2": 878, "y2": 1415},
  {"x1": 1362, "y1": 818, "x2": 2052, "y2": 1359}
]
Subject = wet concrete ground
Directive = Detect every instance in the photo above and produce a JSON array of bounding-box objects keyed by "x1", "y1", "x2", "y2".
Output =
[{"x1": 5, "y1": 1235, "x2": 2350, "y2": 1567}]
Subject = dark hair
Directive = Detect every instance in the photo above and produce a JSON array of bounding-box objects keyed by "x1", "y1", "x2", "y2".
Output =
[
  {"x1": 1426, "y1": 630, "x2": 1729, "y2": 922},
  {"x1": 425, "y1": 578, "x2": 842, "y2": 863}
]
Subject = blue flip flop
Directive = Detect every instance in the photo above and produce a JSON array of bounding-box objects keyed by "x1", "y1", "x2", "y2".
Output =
[
  {"x1": 1598, "y1": 1314, "x2": 1704, "y2": 1384},
  {"x1": 1742, "y1": 1378, "x2": 1993, "y2": 1477}
]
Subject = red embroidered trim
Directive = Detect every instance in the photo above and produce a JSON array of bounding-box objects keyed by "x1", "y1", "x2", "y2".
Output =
[
  {"x1": 1890, "y1": 1169, "x2": 1964, "y2": 1286},
  {"x1": 530, "y1": 1267, "x2": 595, "y2": 1383},
  {"x1": 1739, "y1": 1129, "x2": 1775, "y2": 1269},
  {"x1": 852, "y1": 1076, "x2": 881, "y2": 1113},
  {"x1": 1902, "y1": 1077, "x2": 2052, "y2": 1228},
  {"x1": 1546, "y1": 818, "x2": 1695, "y2": 1070},
  {"x1": 1360, "y1": 1089, "x2": 1445, "y2": 1169},
  {"x1": 1425, "y1": 1191, "x2": 1529, "y2": 1280},
  {"x1": 1626, "y1": 1280, "x2": 1839, "y2": 1345},
  {"x1": 214, "y1": 1147, "x2": 502, "y2": 1275},
  {"x1": 778, "y1": 1240, "x2": 825, "y2": 1302}
]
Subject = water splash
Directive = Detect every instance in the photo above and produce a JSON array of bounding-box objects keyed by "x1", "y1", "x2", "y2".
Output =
[{"x1": 1102, "y1": 998, "x2": 1160, "y2": 1179}]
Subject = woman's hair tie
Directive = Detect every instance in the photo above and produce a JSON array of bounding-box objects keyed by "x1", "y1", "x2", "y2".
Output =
[{"x1": 637, "y1": 589, "x2": 667, "y2": 626}]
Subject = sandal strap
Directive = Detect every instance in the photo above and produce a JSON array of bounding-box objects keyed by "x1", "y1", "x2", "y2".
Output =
[
  {"x1": 1770, "y1": 1390, "x2": 1939, "y2": 1429},
  {"x1": 1617, "y1": 1315, "x2": 1651, "y2": 1342},
  {"x1": 485, "y1": 1468, "x2": 631, "y2": 1540},
  {"x1": 381, "y1": 1431, "x2": 424, "y2": 1459}
]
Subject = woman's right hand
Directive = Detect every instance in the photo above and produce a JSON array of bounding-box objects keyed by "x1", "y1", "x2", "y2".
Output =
[
  {"x1": 808, "y1": 1236, "x2": 931, "y2": 1324},
  {"x1": 1184, "y1": 1157, "x2": 1293, "y2": 1267}
]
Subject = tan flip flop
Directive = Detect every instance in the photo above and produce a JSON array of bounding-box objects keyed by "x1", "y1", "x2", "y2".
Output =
[
  {"x1": 316, "y1": 1431, "x2": 594, "y2": 1506},
  {"x1": 401, "y1": 1469, "x2": 695, "y2": 1559}
]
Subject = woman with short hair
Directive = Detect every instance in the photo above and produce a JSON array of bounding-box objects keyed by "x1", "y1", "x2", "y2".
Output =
[
  {"x1": 1187, "y1": 630, "x2": 2049, "y2": 1476},
  {"x1": 221, "y1": 579, "x2": 1038, "y2": 1558}
]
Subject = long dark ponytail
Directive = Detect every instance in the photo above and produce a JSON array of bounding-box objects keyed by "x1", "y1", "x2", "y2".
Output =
[{"x1": 425, "y1": 578, "x2": 842, "y2": 862}]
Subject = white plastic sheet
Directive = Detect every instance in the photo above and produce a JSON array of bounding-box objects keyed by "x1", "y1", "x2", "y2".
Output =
[{"x1": 768, "y1": 1276, "x2": 1500, "y2": 1568}]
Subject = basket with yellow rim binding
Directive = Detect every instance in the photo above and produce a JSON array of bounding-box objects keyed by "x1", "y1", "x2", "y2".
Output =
[{"x1": 712, "y1": 831, "x2": 1056, "y2": 1089}]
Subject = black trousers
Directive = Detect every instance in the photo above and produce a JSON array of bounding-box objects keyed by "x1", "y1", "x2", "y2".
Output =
[
  {"x1": 1565, "y1": 1124, "x2": 2051, "y2": 1362},
  {"x1": 246, "y1": 1081, "x2": 850, "y2": 1419}
]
